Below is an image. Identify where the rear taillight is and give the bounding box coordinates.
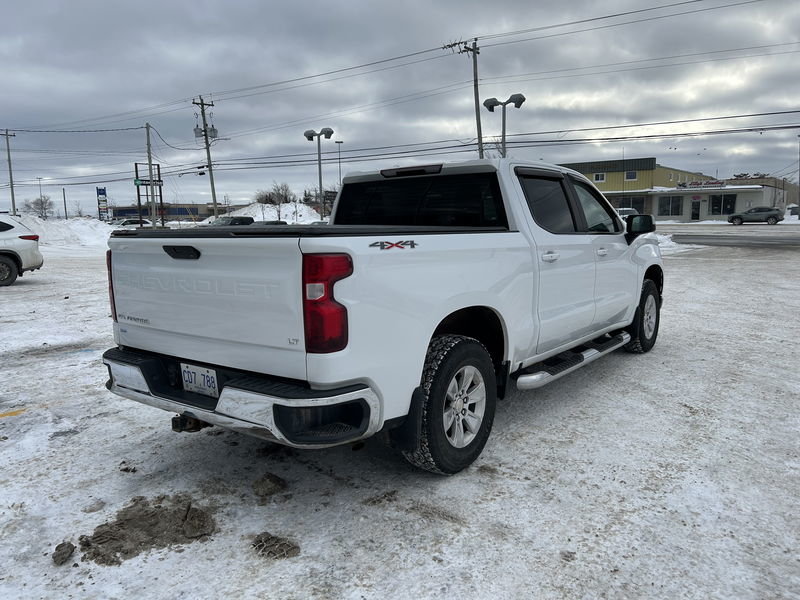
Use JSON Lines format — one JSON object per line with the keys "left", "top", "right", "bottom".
{"left": 302, "top": 253, "right": 353, "bottom": 353}
{"left": 106, "top": 250, "right": 117, "bottom": 322}
{"left": 19, "top": 234, "right": 39, "bottom": 241}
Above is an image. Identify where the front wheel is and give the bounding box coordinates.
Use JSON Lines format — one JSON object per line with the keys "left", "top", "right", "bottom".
{"left": 625, "top": 280, "right": 660, "bottom": 354}
{"left": 403, "top": 335, "right": 497, "bottom": 474}
{"left": 731, "top": 217, "right": 743, "bottom": 225}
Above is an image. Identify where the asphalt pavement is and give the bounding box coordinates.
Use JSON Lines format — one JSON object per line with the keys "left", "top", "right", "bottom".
{"left": 657, "top": 221, "right": 800, "bottom": 247}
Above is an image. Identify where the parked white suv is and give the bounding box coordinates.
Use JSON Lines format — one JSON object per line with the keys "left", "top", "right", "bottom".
{"left": 0, "top": 213, "right": 44, "bottom": 286}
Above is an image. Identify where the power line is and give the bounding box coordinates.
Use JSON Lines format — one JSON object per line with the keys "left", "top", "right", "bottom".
{"left": 507, "top": 110, "right": 800, "bottom": 139}
{"left": 2, "top": 118, "right": 797, "bottom": 189}
{"left": 483, "top": 42, "right": 800, "bottom": 83}
{"left": 481, "top": 0, "right": 764, "bottom": 49}
{"left": 472, "top": 0, "right": 708, "bottom": 41}
{"left": 8, "top": 126, "right": 145, "bottom": 133}
{"left": 150, "top": 126, "right": 202, "bottom": 151}
{"left": 207, "top": 47, "right": 446, "bottom": 99}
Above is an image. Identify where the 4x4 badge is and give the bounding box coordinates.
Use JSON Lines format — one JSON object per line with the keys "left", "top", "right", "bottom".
{"left": 369, "top": 240, "right": 418, "bottom": 250}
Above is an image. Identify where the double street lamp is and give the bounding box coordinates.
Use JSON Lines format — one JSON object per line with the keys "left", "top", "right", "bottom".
{"left": 304, "top": 127, "right": 334, "bottom": 218}
{"left": 483, "top": 93, "right": 526, "bottom": 158}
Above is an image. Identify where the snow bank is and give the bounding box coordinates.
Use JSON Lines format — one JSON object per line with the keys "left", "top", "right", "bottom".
{"left": 200, "top": 202, "right": 322, "bottom": 225}
{"left": 15, "top": 215, "right": 113, "bottom": 248}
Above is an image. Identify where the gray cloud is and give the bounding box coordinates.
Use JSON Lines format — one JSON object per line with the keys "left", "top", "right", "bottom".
{"left": 1, "top": 0, "right": 799, "bottom": 213}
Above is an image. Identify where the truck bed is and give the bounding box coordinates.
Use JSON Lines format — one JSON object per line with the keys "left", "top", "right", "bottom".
{"left": 111, "top": 224, "right": 508, "bottom": 239}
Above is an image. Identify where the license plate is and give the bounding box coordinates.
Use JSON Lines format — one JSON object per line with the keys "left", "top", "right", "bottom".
{"left": 180, "top": 363, "right": 219, "bottom": 398}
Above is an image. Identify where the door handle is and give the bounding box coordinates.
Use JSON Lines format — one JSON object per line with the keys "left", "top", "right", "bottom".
{"left": 542, "top": 251, "right": 560, "bottom": 263}
{"left": 596, "top": 247, "right": 608, "bottom": 257}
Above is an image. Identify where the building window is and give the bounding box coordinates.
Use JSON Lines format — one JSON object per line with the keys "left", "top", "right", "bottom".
{"left": 709, "top": 194, "right": 737, "bottom": 215}
{"left": 669, "top": 173, "right": 673, "bottom": 181}
{"left": 625, "top": 171, "right": 637, "bottom": 181}
{"left": 594, "top": 173, "right": 605, "bottom": 182}
{"left": 618, "top": 196, "right": 646, "bottom": 213}
{"left": 658, "top": 196, "right": 683, "bottom": 216}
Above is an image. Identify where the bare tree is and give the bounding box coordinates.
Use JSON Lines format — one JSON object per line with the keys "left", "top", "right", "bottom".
{"left": 270, "top": 182, "right": 296, "bottom": 221}
{"left": 254, "top": 182, "right": 296, "bottom": 221}
{"left": 71, "top": 200, "right": 84, "bottom": 217}
{"left": 24, "top": 195, "right": 53, "bottom": 219}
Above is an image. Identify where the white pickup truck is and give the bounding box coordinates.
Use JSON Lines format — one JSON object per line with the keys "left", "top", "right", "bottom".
{"left": 103, "top": 159, "right": 663, "bottom": 474}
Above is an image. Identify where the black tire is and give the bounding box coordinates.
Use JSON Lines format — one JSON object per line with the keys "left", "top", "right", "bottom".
{"left": 767, "top": 217, "right": 777, "bottom": 225}
{"left": 0, "top": 255, "right": 18, "bottom": 286}
{"left": 731, "top": 217, "right": 743, "bottom": 225}
{"left": 403, "top": 335, "right": 497, "bottom": 474}
{"left": 624, "top": 280, "right": 660, "bottom": 354}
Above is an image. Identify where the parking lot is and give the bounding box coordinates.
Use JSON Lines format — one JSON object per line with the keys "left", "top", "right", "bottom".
{"left": 1, "top": 241, "right": 798, "bottom": 599}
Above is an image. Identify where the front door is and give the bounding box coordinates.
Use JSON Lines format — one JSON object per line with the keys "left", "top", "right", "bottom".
{"left": 516, "top": 172, "right": 597, "bottom": 355}
{"left": 569, "top": 178, "right": 637, "bottom": 330}
{"left": 691, "top": 200, "right": 700, "bottom": 221}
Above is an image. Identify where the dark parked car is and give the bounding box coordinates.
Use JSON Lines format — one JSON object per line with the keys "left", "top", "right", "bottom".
{"left": 727, "top": 207, "right": 784, "bottom": 225}
{"left": 207, "top": 216, "right": 254, "bottom": 226}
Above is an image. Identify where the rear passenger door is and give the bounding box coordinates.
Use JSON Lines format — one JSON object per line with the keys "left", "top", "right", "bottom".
{"left": 567, "top": 176, "right": 637, "bottom": 330}
{"left": 516, "top": 169, "right": 597, "bottom": 355}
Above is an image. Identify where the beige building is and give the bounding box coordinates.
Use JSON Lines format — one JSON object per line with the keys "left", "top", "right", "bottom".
{"left": 562, "top": 157, "right": 794, "bottom": 222}
{"left": 560, "top": 157, "right": 715, "bottom": 195}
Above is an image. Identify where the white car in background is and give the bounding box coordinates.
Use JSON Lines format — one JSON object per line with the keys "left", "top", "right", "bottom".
{"left": 616, "top": 207, "right": 639, "bottom": 218}
{"left": 0, "top": 213, "right": 44, "bottom": 286}
{"left": 108, "top": 218, "right": 152, "bottom": 228}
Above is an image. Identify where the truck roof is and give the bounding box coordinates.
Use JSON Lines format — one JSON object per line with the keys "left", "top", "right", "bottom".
{"left": 342, "top": 157, "right": 584, "bottom": 184}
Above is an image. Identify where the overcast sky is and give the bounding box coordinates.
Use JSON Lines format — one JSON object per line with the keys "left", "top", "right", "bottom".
{"left": 1, "top": 0, "right": 799, "bottom": 215}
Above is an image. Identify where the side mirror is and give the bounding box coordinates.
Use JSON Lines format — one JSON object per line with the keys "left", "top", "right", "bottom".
{"left": 625, "top": 214, "right": 655, "bottom": 244}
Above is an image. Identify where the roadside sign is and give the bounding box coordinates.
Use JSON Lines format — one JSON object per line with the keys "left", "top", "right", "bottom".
{"left": 134, "top": 179, "right": 163, "bottom": 187}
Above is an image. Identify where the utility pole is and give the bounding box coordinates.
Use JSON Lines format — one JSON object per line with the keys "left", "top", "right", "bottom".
{"left": 193, "top": 96, "right": 219, "bottom": 217}
{"left": 442, "top": 39, "right": 484, "bottom": 158}
{"left": 2, "top": 130, "right": 16, "bottom": 215}
{"left": 454, "top": 40, "right": 484, "bottom": 159}
{"left": 62, "top": 187, "right": 67, "bottom": 219}
{"left": 145, "top": 123, "right": 157, "bottom": 227}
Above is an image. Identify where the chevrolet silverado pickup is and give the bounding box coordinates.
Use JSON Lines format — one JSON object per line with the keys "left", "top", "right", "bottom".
{"left": 103, "top": 159, "right": 663, "bottom": 474}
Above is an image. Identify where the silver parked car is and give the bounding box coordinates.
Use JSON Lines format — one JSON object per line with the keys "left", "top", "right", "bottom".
{"left": 0, "top": 213, "right": 44, "bottom": 286}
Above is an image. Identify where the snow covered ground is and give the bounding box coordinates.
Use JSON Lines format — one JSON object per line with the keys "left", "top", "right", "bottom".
{"left": 1, "top": 219, "right": 798, "bottom": 599}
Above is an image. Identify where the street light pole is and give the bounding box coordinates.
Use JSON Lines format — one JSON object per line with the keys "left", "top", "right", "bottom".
{"left": 336, "top": 140, "right": 343, "bottom": 186}
{"left": 501, "top": 103, "right": 508, "bottom": 158}
{"left": 304, "top": 128, "right": 334, "bottom": 218}
{"left": 482, "top": 94, "right": 526, "bottom": 158}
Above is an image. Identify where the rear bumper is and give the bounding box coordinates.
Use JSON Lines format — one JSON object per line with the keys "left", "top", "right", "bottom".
{"left": 102, "top": 347, "right": 381, "bottom": 448}
{"left": 22, "top": 257, "right": 44, "bottom": 273}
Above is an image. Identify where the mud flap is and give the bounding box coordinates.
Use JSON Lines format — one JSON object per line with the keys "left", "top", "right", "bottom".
{"left": 387, "top": 387, "right": 425, "bottom": 452}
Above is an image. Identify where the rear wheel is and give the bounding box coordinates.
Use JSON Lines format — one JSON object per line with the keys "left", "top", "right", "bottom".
{"left": 625, "top": 280, "right": 660, "bottom": 354}
{"left": 767, "top": 216, "right": 778, "bottom": 225}
{"left": 0, "top": 256, "right": 18, "bottom": 286}
{"left": 403, "top": 335, "right": 496, "bottom": 474}
{"left": 731, "top": 217, "right": 743, "bottom": 225}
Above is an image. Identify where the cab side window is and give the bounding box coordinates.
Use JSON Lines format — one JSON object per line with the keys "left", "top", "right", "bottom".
{"left": 518, "top": 176, "right": 577, "bottom": 234}
{"left": 571, "top": 179, "right": 621, "bottom": 233}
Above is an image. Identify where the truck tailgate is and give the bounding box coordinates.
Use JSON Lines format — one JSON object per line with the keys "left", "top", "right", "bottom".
{"left": 109, "top": 235, "right": 306, "bottom": 380}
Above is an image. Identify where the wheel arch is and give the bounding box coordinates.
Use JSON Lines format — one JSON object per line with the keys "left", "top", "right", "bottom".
{"left": 644, "top": 264, "right": 664, "bottom": 299}
{"left": 0, "top": 251, "right": 21, "bottom": 273}
{"left": 431, "top": 306, "right": 506, "bottom": 369}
